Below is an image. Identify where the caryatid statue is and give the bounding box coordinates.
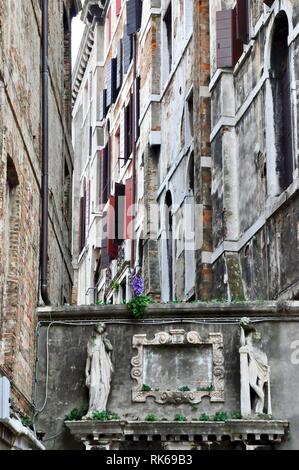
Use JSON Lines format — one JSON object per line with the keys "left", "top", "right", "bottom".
{"left": 239, "top": 318, "right": 272, "bottom": 418}
{"left": 83, "top": 323, "right": 114, "bottom": 419}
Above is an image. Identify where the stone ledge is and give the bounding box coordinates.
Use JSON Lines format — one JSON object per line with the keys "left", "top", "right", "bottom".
{"left": 37, "top": 300, "right": 299, "bottom": 321}
{"left": 65, "top": 419, "right": 289, "bottom": 445}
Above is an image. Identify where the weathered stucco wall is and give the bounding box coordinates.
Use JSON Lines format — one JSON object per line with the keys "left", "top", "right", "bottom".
{"left": 35, "top": 303, "right": 299, "bottom": 450}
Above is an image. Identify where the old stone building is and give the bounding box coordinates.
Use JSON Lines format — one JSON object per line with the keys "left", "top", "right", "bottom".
{"left": 72, "top": 0, "right": 198, "bottom": 305}
{"left": 207, "top": 0, "right": 299, "bottom": 302}
{"left": 0, "top": 0, "right": 80, "bottom": 449}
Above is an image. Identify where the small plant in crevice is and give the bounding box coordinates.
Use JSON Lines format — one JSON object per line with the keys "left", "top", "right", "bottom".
{"left": 213, "top": 411, "right": 229, "bottom": 422}
{"left": 174, "top": 414, "right": 187, "bottom": 422}
{"left": 197, "top": 384, "right": 214, "bottom": 392}
{"left": 145, "top": 414, "right": 159, "bottom": 422}
{"left": 64, "top": 407, "right": 88, "bottom": 422}
{"left": 198, "top": 413, "right": 210, "bottom": 422}
{"left": 92, "top": 410, "right": 120, "bottom": 421}
{"left": 142, "top": 384, "right": 152, "bottom": 392}
{"left": 178, "top": 386, "right": 191, "bottom": 392}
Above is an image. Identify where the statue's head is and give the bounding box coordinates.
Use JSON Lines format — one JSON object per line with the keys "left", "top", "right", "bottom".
{"left": 94, "top": 323, "right": 106, "bottom": 335}
{"left": 240, "top": 317, "right": 256, "bottom": 334}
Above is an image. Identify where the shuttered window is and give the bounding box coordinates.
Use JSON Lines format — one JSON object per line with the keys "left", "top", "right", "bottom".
{"left": 126, "top": 0, "right": 143, "bottom": 36}
{"left": 106, "top": 58, "right": 117, "bottom": 107}
{"left": 216, "top": 9, "right": 242, "bottom": 69}
{"left": 99, "top": 89, "right": 107, "bottom": 121}
{"left": 107, "top": 195, "right": 118, "bottom": 259}
{"left": 101, "top": 143, "right": 110, "bottom": 205}
{"left": 79, "top": 185, "right": 87, "bottom": 253}
{"left": 124, "top": 96, "right": 133, "bottom": 161}
{"left": 236, "top": 0, "right": 249, "bottom": 45}
{"left": 125, "top": 177, "right": 134, "bottom": 240}
{"left": 123, "top": 24, "right": 133, "bottom": 74}
{"left": 134, "top": 76, "right": 141, "bottom": 142}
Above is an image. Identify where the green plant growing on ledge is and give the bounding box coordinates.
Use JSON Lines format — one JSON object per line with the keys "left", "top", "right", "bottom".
{"left": 127, "top": 294, "right": 154, "bottom": 318}
{"left": 178, "top": 386, "right": 191, "bottom": 392}
{"left": 145, "top": 414, "right": 159, "bottom": 422}
{"left": 196, "top": 384, "right": 214, "bottom": 392}
{"left": 213, "top": 411, "right": 229, "bottom": 422}
{"left": 174, "top": 414, "right": 187, "bottom": 422}
{"left": 199, "top": 413, "right": 210, "bottom": 422}
{"left": 64, "top": 407, "right": 88, "bottom": 422}
{"left": 142, "top": 384, "right": 152, "bottom": 392}
{"left": 92, "top": 410, "right": 120, "bottom": 421}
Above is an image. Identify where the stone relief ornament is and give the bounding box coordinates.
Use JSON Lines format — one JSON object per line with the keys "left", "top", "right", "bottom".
{"left": 239, "top": 318, "right": 272, "bottom": 418}
{"left": 131, "top": 329, "right": 224, "bottom": 404}
{"left": 83, "top": 323, "right": 114, "bottom": 419}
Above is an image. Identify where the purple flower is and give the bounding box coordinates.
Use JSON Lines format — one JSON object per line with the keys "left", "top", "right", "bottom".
{"left": 132, "top": 274, "right": 145, "bottom": 296}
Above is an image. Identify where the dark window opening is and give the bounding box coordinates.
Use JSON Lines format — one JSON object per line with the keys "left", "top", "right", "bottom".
{"left": 63, "top": 160, "right": 71, "bottom": 225}
{"left": 165, "top": 190, "right": 174, "bottom": 301}
{"left": 164, "top": 3, "right": 173, "bottom": 74}
{"left": 188, "top": 152, "right": 195, "bottom": 193}
{"left": 270, "top": 12, "right": 293, "bottom": 191}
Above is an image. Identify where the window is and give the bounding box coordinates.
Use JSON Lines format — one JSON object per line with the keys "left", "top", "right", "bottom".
{"left": 164, "top": 2, "right": 173, "bottom": 74}
{"left": 165, "top": 190, "right": 174, "bottom": 301}
{"left": 124, "top": 96, "right": 133, "bottom": 161}
{"left": 186, "top": 90, "right": 194, "bottom": 146}
{"left": 123, "top": 24, "right": 133, "bottom": 74}
{"left": 270, "top": 12, "right": 293, "bottom": 192}
{"left": 79, "top": 181, "right": 87, "bottom": 253}
{"left": 126, "top": 0, "right": 143, "bottom": 35}
{"left": 216, "top": 8, "right": 243, "bottom": 68}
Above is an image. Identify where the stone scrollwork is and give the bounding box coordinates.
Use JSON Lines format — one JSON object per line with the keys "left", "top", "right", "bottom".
{"left": 131, "top": 329, "right": 225, "bottom": 404}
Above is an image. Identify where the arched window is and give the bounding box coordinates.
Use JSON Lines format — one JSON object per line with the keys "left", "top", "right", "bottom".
{"left": 165, "top": 190, "right": 174, "bottom": 301}
{"left": 270, "top": 12, "right": 293, "bottom": 192}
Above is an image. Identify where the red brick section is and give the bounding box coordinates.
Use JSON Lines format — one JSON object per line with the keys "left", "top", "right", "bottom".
{"left": 193, "top": 0, "right": 213, "bottom": 300}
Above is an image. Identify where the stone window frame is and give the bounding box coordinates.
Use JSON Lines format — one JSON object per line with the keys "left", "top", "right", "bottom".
{"left": 131, "top": 329, "right": 225, "bottom": 404}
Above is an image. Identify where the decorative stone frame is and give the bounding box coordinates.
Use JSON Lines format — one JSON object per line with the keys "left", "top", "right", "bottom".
{"left": 131, "top": 329, "right": 224, "bottom": 404}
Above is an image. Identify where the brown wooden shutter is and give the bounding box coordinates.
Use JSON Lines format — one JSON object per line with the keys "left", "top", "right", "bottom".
{"left": 134, "top": 76, "right": 141, "bottom": 142}
{"left": 115, "top": 183, "right": 126, "bottom": 243}
{"left": 123, "top": 24, "right": 133, "bottom": 73}
{"left": 125, "top": 177, "right": 134, "bottom": 240}
{"left": 79, "top": 196, "right": 84, "bottom": 252}
{"left": 126, "top": 0, "right": 143, "bottom": 35}
{"left": 236, "top": 0, "right": 249, "bottom": 44}
{"left": 216, "top": 9, "right": 242, "bottom": 69}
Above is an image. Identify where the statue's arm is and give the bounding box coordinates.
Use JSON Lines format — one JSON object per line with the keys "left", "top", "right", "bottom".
{"left": 104, "top": 337, "right": 113, "bottom": 352}
{"left": 240, "top": 327, "right": 246, "bottom": 347}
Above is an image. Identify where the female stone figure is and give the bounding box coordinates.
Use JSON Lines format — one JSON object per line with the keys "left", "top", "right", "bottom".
{"left": 83, "top": 323, "right": 114, "bottom": 419}
{"left": 239, "top": 318, "right": 271, "bottom": 417}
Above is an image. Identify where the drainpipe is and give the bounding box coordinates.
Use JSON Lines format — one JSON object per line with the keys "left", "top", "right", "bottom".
{"left": 41, "top": 0, "right": 51, "bottom": 305}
